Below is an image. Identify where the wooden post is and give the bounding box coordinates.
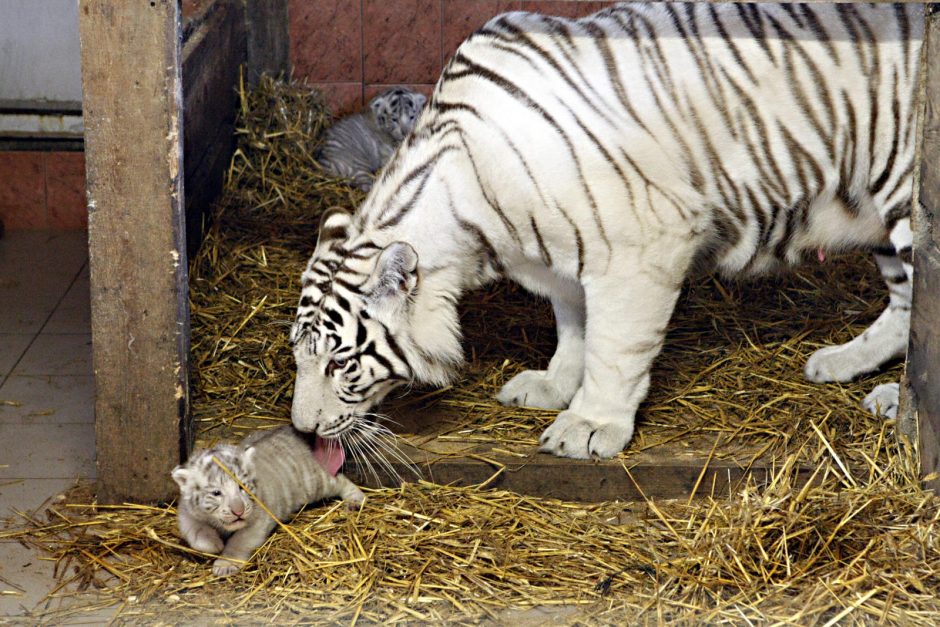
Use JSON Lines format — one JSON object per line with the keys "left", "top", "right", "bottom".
{"left": 79, "top": 0, "right": 191, "bottom": 503}
{"left": 909, "top": 5, "right": 940, "bottom": 493}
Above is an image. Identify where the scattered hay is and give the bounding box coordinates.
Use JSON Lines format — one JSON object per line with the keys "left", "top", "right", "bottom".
{"left": 3, "top": 75, "right": 938, "bottom": 623}
{"left": 3, "top": 432, "right": 938, "bottom": 624}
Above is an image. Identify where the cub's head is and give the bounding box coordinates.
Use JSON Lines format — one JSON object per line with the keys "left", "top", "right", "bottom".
{"left": 289, "top": 208, "right": 460, "bottom": 438}
{"left": 171, "top": 444, "right": 257, "bottom": 531}
{"left": 369, "top": 87, "right": 427, "bottom": 142}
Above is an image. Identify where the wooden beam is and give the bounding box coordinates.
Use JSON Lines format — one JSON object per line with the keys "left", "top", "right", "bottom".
{"left": 909, "top": 6, "right": 940, "bottom": 494}
{"left": 182, "top": 0, "right": 246, "bottom": 254}
{"left": 342, "top": 406, "right": 814, "bottom": 503}
{"left": 79, "top": 0, "right": 190, "bottom": 504}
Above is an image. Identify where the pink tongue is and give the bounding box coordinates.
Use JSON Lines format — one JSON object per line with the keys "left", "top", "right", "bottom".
{"left": 313, "top": 437, "right": 345, "bottom": 477}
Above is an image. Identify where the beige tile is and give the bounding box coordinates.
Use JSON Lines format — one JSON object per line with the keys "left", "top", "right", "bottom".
{"left": 0, "top": 541, "right": 119, "bottom": 621}
{"left": 0, "top": 376, "right": 95, "bottom": 425}
{"left": 0, "top": 232, "right": 88, "bottom": 335}
{"left": 0, "top": 478, "right": 77, "bottom": 520}
{"left": 43, "top": 275, "right": 90, "bottom": 334}
{"left": 0, "top": 335, "right": 32, "bottom": 379}
{"left": 11, "top": 335, "right": 92, "bottom": 377}
{"left": 0, "top": 423, "right": 95, "bottom": 480}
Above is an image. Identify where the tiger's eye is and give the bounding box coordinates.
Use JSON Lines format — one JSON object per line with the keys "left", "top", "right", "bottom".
{"left": 326, "top": 357, "right": 347, "bottom": 376}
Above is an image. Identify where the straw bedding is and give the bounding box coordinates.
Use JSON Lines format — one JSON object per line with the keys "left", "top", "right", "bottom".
{"left": 2, "top": 76, "right": 938, "bottom": 624}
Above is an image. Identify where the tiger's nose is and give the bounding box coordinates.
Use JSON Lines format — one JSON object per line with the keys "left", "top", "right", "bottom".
{"left": 230, "top": 501, "right": 245, "bottom": 517}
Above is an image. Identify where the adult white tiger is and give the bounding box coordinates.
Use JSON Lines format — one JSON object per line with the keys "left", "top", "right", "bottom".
{"left": 289, "top": 3, "right": 922, "bottom": 460}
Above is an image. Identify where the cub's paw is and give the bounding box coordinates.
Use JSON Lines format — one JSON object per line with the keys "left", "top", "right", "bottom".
{"left": 863, "top": 383, "right": 899, "bottom": 419}
{"left": 212, "top": 558, "right": 243, "bottom": 577}
{"left": 538, "top": 411, "right": 633, "bottom": 460}
{"left": 497, "top": 370, "right": 571, "bottom": 410}
{"left": 344, "top": 488, "right": 366, "bottom": 511}
{"left": 804, "top": 345, "right": 869, "bottom": 383}
{"left": 190, "top": 531, "right": 224, "bottom": 555}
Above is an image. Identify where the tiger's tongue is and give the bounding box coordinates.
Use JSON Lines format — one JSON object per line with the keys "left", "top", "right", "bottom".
{"left": 313, "top": 437, "right": 345, "bottom": 477}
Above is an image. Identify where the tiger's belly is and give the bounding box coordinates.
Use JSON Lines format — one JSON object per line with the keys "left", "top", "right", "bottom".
{"left": 714, "top": 193, "right": 892, "bottom": 278}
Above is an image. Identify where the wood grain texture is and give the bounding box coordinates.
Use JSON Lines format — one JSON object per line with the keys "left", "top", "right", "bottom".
{"left": 344, "top": 406, "right": 814, "bottom": 503}
{"left": 79, "top": 0, "right": 190, "bottom": 504}
{"left": 182, "top": 0, "right": 246, "bottom": 255}
{"left": 245, "top": 0, "right": 289, "bottom": 85}
{"left": 909, "top": 6, "right": 940, "bottom": 494}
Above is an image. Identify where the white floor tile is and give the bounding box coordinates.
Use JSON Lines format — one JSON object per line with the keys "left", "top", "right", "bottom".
{"left": 0, "top": 423, "right": 95, "bottom": 480}
{"left": 10, "top": 335, "right": 92, "bottom": 377}
{"left": 0, "top": 335, "right": 32, "bottom": 380}
{"left": 0, "top": 376, "right": 95, "bottom": 425}
{"left": 43, "top": 275, "right": 90, "bottom": 334}
{"left": 0, "top": 478, "right": 77, "bottom": 520}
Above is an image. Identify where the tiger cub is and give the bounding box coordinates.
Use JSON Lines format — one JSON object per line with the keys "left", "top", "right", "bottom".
{"left": 317, "top": 87, "right": 427, "bottom": 191}
{"left": 171, "top": 426, "right": 363, "bottom": 577}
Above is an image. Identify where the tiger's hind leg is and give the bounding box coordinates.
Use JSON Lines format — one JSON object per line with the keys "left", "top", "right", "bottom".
{"left": 804, "top": 218, "right": 912, "bottom": 417}
{"left": 497, "top": 278, "right": 585, "bottom": 410}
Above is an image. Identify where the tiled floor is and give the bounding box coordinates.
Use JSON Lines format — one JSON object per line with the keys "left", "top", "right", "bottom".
{"left": 0, "top": 230, "right": 106, "bottom": 619}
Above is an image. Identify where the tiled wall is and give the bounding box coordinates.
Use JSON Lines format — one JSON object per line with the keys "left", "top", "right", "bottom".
{"left": 0, "top": 151, "right": 86, "bottom": 230}
{"left": 291, "top": 0, "right": 615, "bottom": 115}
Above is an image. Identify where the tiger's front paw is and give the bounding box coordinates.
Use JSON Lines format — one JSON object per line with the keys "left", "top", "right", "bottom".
{"left": 212, "top": 558, "right": 244, "bottom": 577}
{"left": 497, "top": 370, "right": 572, "bottom": 410}
{"left": 804, "top": 345, "right": 869, "bottom": 383}
{"left": 538, "top": 411, "right": 633, "bottom": 459}
{"left": 863, "top": 383, "right": 899, "bottom": 419}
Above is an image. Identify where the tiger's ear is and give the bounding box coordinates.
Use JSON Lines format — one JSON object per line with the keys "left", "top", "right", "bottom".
{"left": 414, "top": 93, "right": 427, "bottom": 109}
{"left": 242, "top": 446, "right": 257, "bottom": 469}
{"left": 367, "top": 242, "right": 418, "bottom": 310}
{"left": 315, "top": 207, "right": 352, "bottom": 252}
{"left": 369, "top": 96, "right": 386, "bottom": 116}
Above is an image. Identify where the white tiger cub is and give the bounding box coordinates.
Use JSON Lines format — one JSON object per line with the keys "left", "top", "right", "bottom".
{"left": 317, "top": 87, "right": 428, "bottom": 191}
{"left": 171, "top": 426, "right": 363, "bottom": 576}
{"left": 289, "top": 3, "right": 922, "bottom": 460}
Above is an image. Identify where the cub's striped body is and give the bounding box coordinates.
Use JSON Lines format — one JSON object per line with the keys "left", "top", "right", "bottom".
{"left": 172, "top": 426, "right": 363, "bottom": 576}
{"left": 291, "top": 3, "right": 922, "bottom": 459}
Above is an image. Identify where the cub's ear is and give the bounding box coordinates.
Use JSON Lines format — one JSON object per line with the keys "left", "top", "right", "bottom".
{"left": 315, "top": 207, "right": 352, "bottom": 252}
{"left": 242, "top": 446, "right": 257, "bottom": 469}
{"left": 414, "top": 93, "right": 427, "bottom": 109}
{"left": 171, "top": 466, "right": 190, "bottom": 488}
{"left": 369, "top": 96, "right": 386, "bottom": 116}
{"left": 367, "top": 242, "right": 418, "bottom": 310}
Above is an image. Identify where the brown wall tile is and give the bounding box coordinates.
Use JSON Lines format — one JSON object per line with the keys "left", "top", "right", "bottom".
{"left": 363, "top": 0, "right": 442, "bottom": 85}
{"left": 442, "top": 0, "right": 521, "bottom": 63}
{"left": 0, "top": 152, "right": 47, "bottom": 230}
{"left": 291, "top": 0, "right": 363, "bottom": 83}
{"left": 45, "top": 152, "right": 87, "bottom": 230}
{"left": 313, "top": 82, "right": 365, "bottom": 117}
{"left": 519, "top": 1, "right": 613, "bottom": 19}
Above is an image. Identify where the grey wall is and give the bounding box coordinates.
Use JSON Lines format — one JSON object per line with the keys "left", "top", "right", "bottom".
{"left": 0, "top": 0, "right": 82, "bottom": 107}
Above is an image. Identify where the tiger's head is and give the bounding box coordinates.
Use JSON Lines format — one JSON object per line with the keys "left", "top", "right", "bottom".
{"left": 370, "top": 87, "right": 427, "bottom": 142}
{"left": 289, "top": 208, "right": 462, "bottom": 437}
{"left": 172, "top": 444, "right": 257, "bottom": 532}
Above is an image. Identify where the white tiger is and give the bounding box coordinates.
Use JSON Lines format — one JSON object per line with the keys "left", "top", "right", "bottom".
{"left": 289, "top": 3, "right": 922, "bottom": 460}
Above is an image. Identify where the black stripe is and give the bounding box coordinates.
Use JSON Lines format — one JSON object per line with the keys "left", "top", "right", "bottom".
{"left": 871, "top": 68, "right": 901, "bottom": 196}
{"left": 356, "top": 319, "right": 367, "bottom": 347}
{"left": 530, "top": 216, "right": 553, "bottom": 267}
